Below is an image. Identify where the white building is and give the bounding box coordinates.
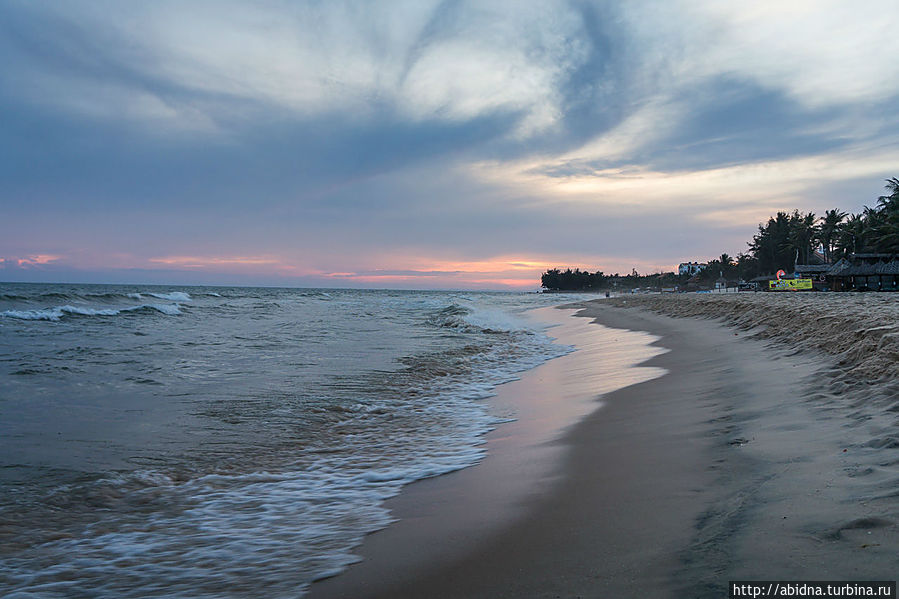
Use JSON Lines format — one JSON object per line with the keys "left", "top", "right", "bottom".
{"left": 678, "top": 261, "right": 707, "bottom": 276}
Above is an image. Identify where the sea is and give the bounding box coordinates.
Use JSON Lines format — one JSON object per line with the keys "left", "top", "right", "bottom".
{"left": 0, "top": 283, "right": 586, "bottom": 598}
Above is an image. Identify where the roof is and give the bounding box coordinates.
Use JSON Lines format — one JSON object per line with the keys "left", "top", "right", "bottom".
{"left": 749, "top": 255, "right": 899, "bottom": 280}
{"left": 850, "top": 253, "right": 898, "bottom": 259}
{"left": 826, "top": 258, "right": 852, "bottom": 276}
{"left": 825, "top": 256, "right": 899, "bottom": 276}
{"left": 794, "top": 264, "right": 830, "bottom": 274}
{"left": 837, "top": 261, "right": 899, "bottom": 276}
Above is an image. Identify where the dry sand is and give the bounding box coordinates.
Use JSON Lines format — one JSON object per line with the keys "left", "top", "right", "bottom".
{"left": 310, "top": 295, "right": 899, "bottom": 598}
{"left": 605, "top": 292, "right": 899, "bottom": 384}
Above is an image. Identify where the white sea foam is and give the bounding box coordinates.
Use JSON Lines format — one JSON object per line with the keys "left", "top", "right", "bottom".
{"left": 0, "top": 287, "right": 578, "bottom": 598}
{"left": 1, "top": 303, "right": 182, "bottom": 321}
{"left": 2, "top": 305, "right": 120, "bottom": 321}
{"left": 462, "top": 304, "right": 536, "bottom": 334}
{"left": 147, "top": 292, "right": 192, "bottom": 301}
{"left": 133, "top": 303, "right": 182, "bottom": 316}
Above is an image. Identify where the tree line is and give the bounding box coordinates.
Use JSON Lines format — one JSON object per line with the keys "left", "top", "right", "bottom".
{"left": 541, "top": 268, "right": 684, "bottom": 291}
{"left": 542, "top": 178, "right": 899, "bottom": 291}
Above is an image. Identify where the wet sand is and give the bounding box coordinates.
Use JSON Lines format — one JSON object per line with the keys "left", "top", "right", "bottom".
{"left": 310, "top": 298, "right": 899, "bottom": 598}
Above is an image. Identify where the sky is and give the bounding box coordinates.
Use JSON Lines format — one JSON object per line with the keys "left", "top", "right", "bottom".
{"left": 2, "top": 0, "right": 899, "bottom": 290}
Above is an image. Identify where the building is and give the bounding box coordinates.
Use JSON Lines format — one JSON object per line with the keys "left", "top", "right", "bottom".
{"left": 761, "top": 253, "right": 899, "bottom": 291}
{"left": 825, "top": 253, "right": 899, "bottom": 291}
{"left": 678, "top": 261, "right": 707, "bottom": 276}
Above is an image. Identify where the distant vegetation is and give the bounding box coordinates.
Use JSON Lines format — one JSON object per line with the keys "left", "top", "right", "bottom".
{"left": 542, "top": 177, "right": 899, "bottom": 291}
{"left": 540, "top": 268, "right": 606, "bottom": 291}
{"left": 541, "top": 268, "right": 685, "bottom": 291}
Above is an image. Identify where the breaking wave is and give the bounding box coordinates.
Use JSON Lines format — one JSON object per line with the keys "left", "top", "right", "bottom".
{"left": 2, "top": 303, "right": 182, "bottom": 321}
{"left": 0, "top": 286, "right": 576, "bottom": 597}
{"left": 426, "top": 302, "right": 537, "bottom": 335}
{"left": 0, "top": 290, "right": 192, "bottom": 304}
{"left": 145, "top": 292, "right": 192, "bottom": 302}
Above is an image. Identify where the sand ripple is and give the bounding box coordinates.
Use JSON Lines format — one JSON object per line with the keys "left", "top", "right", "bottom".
{"left": 604, "top": 293, "right": 899, "bottom": 386}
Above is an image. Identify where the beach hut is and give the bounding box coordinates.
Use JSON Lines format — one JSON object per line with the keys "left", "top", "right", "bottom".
{"left": 793, "top": 264, "right": 830, "bottom": 290}
{"left": 750, "top": 275, "right": 774, "bottom": 290}
{"left": 825, "top": 253, "right": 899, "bottom": 291}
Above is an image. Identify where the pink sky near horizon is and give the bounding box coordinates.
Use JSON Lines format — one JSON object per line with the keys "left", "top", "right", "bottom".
{"left": 2, "top": 3, "right": 898, "bottom": 289}
{"left": 0, "top": 251, "right": 678, "bottom": 290}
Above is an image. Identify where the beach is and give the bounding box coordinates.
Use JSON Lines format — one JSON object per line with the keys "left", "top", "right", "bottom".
{"left": 5, "top": 3, "right": 899, "bottom": 597}
{"left": 0, "top": 287, "right": 588, "bottom": 596}
{"left": 310, "top": 294, "right": 899, "bottom": 598}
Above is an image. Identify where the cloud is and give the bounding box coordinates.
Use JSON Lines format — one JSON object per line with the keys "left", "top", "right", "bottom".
{"left": 689, "top": 1, "right": 899, "bottom": 108}
{"left": 148, "top": 255, "right": 284, "bottom": 268}
{"left": 0, "top": 1, "right": 591, "bottom": 140}
{"left": 0, "top": 254, "right": 62, "bottom": 269}
{"left": 1, "top": 1, "right": 898, "bottom": 286}
{"left": 616, "top": 1, "right": 899, "bottom": 107}
{"left": 536, "top": 1, "right": 899, "bottom": 174}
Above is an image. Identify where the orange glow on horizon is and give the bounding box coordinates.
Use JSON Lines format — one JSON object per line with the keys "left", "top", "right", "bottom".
{"left": 1, "top": 251, "right": 679, "bottom": 288}
{"left": 314, "top": 255, "right": 562, "bottom": 288}
{"left": 322, "top": 273, "right": 539, "bottom": 287}
{"left": 139, "top": 252, "right": 675, "bottom": 287}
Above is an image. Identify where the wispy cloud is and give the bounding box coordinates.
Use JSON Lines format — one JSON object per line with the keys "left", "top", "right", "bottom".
{"left": 148, "top": 255, "right": 283, "bottom": 267}
{"left": 0, "top": 254, "right": 62, "bottom": 268}
{"left": 1, "top": 1, "right": 898, "bottom": 286}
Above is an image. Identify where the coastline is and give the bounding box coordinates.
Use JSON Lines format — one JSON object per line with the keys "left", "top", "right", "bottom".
{"left": 308, "top": 306, "right": 668, "bottom": 597}
{"left": 310, "top": 297, "right": 899, "bottom": 598}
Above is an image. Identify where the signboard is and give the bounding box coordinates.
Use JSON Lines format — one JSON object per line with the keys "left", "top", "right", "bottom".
{"left": 769, "top": 278, "right": 813, "bottom": 291}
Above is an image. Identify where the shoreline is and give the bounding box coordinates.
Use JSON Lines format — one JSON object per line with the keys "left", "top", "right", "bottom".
{"left": 308, "top": 306, "right": 668, "bottom": 597}
{"left": 310, "top": 298, "right": 899, "bottom": 597}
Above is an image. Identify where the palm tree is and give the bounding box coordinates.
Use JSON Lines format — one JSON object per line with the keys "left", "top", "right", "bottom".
{"left": 877, "top": 177, "right": 899, "bottom": 211}
{"left": 717, "top": 253, "right": 734, "bottom": 280}
{"left": 735, "top": 252, "right": 758, "bottom": 281}
{"left": 836, "top": 213, "right": 867, "bottom": 257}
{"left": 818, "top": 209, "right": 847, "bottom": 263}
{"left": 873, "top": 211, "right": 899, "bottom": 253}
{"left": 788, "top": 211, "right": 818, "bottom": 266}
{"left": 749, "top": 211, "right": 794, "bottom": 273}
{"left": 869, "top": 178, "right": 899, "bottom": 253}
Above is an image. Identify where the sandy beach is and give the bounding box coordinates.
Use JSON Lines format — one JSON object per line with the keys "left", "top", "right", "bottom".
{"left": 310, "top": 295, "right": 899, "bottom": 598}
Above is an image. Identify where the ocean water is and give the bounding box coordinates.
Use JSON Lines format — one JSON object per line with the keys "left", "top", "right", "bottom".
{"left": 0, "top": 283, "right": 583, "bottom": 597}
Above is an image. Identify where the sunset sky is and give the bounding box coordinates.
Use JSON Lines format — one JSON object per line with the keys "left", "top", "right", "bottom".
{"left": 3, "top": 1, "right": 899, "bottom": 289}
